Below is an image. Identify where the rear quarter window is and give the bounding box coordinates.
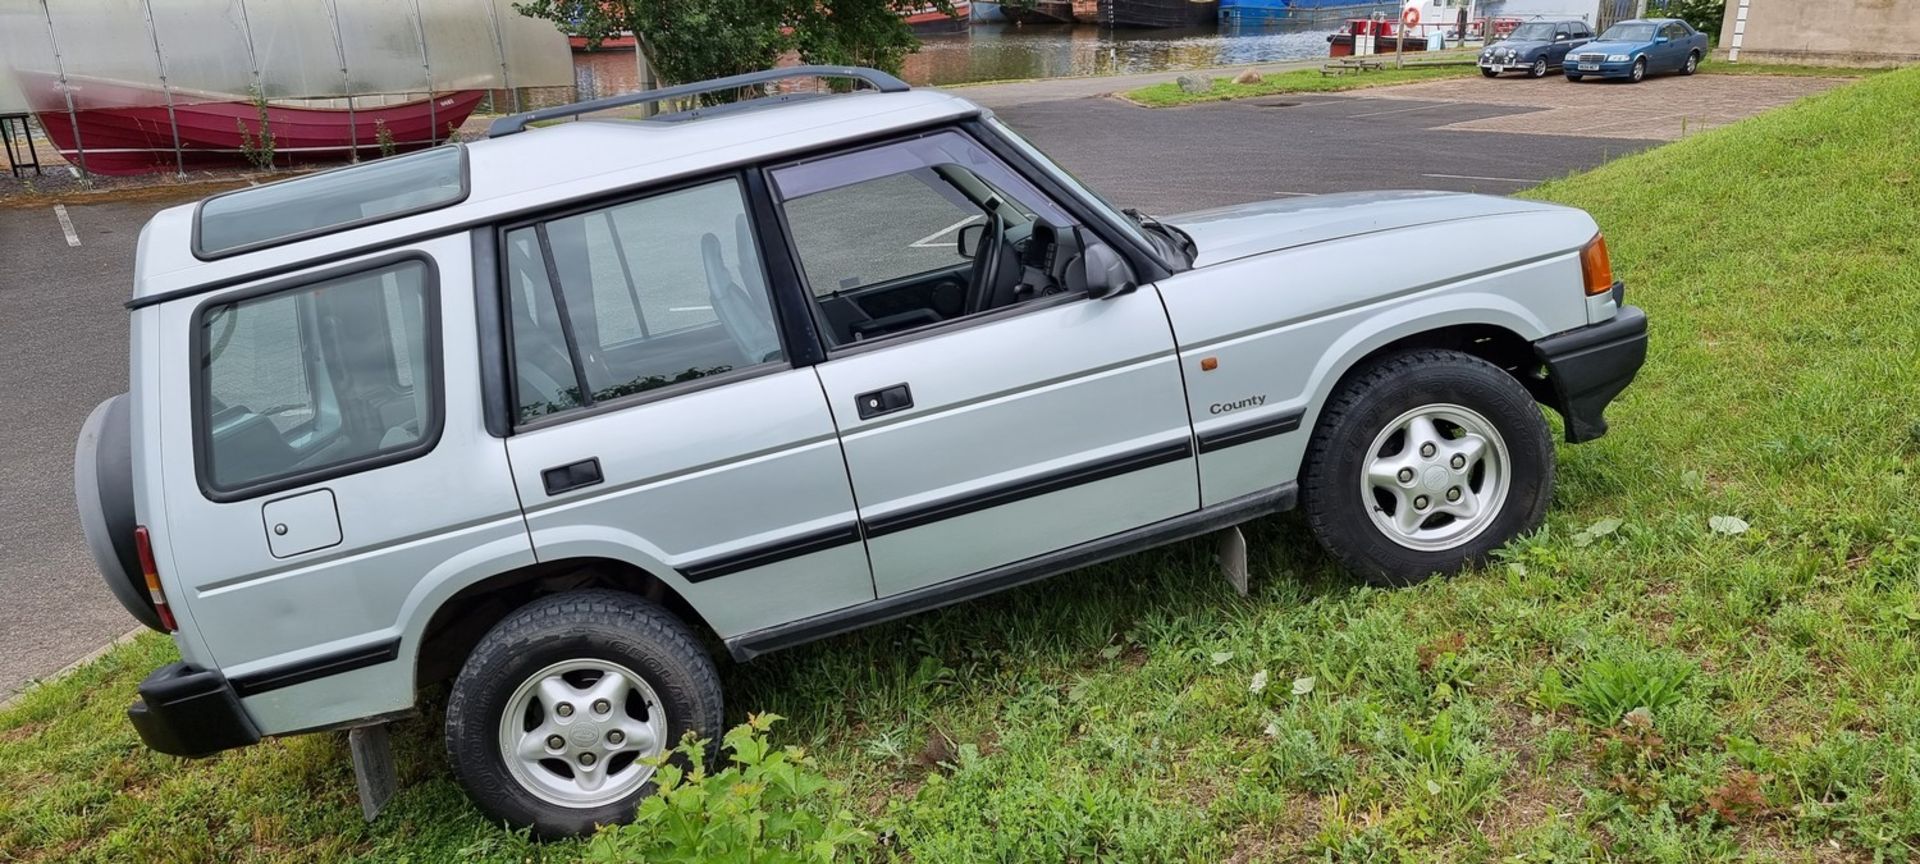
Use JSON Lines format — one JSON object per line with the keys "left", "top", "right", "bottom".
{"left": 194, "top": 256, "right": 442, "bottom": 499}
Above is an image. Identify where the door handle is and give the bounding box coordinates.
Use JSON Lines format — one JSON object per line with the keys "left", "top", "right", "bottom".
{"left": 855, "top": 383, "right": 913, "bottom": 420}
{"left": 541, "top": 458, "right": 603, "bottom": 495}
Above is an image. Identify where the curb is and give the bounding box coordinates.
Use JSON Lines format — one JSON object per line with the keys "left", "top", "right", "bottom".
{"left": 0, "top": 626, "right": 145, "bottom": 712}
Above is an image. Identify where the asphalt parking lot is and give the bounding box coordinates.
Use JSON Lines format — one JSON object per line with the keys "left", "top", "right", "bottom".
{"left": 0, "top": 74, "right": 1829, "bottom": 696}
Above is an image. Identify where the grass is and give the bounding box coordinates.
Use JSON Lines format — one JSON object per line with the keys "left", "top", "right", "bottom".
{"left": 1122, "top": 63, "right": 1476, "bottom": 108}
{"left": 7, "top": 65, "right": 1920, "bottom": 863}
{"left": 1701, "top": 61, "right": 1888, "bottom": 78}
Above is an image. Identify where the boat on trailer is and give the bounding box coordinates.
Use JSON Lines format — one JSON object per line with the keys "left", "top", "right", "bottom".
{"left": 19, "top": 72, "right": 483, "bottom": 176}
{"left": 1326, "top": 18, "right": 1433, "bottom": 56}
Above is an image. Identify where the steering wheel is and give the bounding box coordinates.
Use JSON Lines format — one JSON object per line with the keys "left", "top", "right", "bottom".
{"left": 966, "top": 205, "right": 1007, "bottom": 315}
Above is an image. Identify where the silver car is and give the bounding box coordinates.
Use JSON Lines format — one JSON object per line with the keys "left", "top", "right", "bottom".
{"left": 75, "top": 66, "right": 1647, "bottom": 836}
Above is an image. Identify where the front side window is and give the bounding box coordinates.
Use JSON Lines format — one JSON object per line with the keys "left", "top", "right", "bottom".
{"left": 771, "top": 131, "right": 1082, "bottom": 347}
{"left": 198, "top": 258, "right": 436, "bottom": 494}
{"left": 506, "top": 177, "right": 783, "bottom": 423}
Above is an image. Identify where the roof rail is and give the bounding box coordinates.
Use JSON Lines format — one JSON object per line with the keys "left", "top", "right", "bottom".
{"left": 488, "top": 65, "right": 910, "bottom": 137}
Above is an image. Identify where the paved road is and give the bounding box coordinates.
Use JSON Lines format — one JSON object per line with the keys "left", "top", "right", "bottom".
{"left": 0, "top": 80, "right": 1685, "bottom": 697}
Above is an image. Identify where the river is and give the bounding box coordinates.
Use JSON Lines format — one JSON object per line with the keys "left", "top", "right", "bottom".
{"left": 573, "top": 19, "right": 1375, "bottom": 98}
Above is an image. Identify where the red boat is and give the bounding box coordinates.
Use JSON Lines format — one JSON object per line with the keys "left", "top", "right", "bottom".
{"left": 19, "top": 72, "right": 484, "bottom": 176}
{"left": 1328, "top": 18, "right": 1433, "bottom": 57}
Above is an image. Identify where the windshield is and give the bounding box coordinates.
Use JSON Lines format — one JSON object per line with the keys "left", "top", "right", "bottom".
{"left": 985, "top": 117, "right": 1156, "bottom": 254}
{"left": 1598, "top": 22, "right": 1656, "bottom": 42}
{"left": 1507, "top": 23, "right": 1556, "bottom": 40}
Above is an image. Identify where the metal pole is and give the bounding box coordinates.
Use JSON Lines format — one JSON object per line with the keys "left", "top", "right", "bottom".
{"left": 481, "top": 0, "right": 519, "bottom": 114}
{"left": 407, "top": 0, "right": 438, "bottom": 145}
{"left": 1727, "top": 0, "right": 1750, "bottom": 62}
{"left": 323, "top": 0, "right": 360, "bottom": 160}
{"left": 36, "top": 0, "right": 86, "bottom": 178}
{"left": 138, "top": 0, "right": 185, "bottom": 176}
{"left": 635, "top": 32, "right": 657, "bottom": 117}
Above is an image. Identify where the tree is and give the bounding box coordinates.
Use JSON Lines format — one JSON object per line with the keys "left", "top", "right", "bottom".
{"left": 514, "top": 0, "right": 958, "bottom": 86}
{"left": 1650, "top": 0, "right": 1725, "bottom": 41}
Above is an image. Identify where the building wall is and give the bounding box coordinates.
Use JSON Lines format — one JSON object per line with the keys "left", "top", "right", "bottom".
{"left": 1720, "top": 0, "right": 1920, "bottom": 66}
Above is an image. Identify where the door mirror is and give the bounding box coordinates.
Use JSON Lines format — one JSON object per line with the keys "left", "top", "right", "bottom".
{"left": 1655, "top": 35, "right": 1670, "bottom": 43}
{"left": 956, "top": 222, "right": 986, "bottom": 259}
{"left": 1555, "top": 33, "right": 1567, "bottom": 41}
{"left": 1082, "top": 242, "right": 1137, "bottom": 300}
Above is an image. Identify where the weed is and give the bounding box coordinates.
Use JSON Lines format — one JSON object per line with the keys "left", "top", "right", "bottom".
{"left": 235, "top": 87, "right": 275, "bottom": 172}
{"left": 1568, "top": 655, "right": 1693, "bottom": 727}
{"left": 376, "top": 120, "right": 396, "bottom": 159}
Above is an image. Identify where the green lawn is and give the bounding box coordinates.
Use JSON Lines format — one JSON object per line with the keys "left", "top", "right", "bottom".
{"left": 7, "top": 65, "right": 1920, "bottom": 863}
{"left": 1122, "top": 64, "right": 1476, "bottom": 108}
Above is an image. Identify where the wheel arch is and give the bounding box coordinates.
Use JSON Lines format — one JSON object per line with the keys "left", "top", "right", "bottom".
{"left": 1296, "top": 303, "right": 1551, "bottom": 466}
{"left": 409, "top": 555, "right": 718, "bottom": 693}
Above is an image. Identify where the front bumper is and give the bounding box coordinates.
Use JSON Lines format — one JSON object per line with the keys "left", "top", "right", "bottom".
{"left": 1569, "top": 60, "right": 1635, "bottom": 77}
{"left": 128, "top": 662, "right": 261, "bottom": 758}
{"left": 1532, "top": 301, "right": 1648, "bottom": 443}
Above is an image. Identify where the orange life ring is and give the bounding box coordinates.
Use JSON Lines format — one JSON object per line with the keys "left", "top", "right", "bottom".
{"left": 1402, "top": 6, "right": 1421, "bottom": 28}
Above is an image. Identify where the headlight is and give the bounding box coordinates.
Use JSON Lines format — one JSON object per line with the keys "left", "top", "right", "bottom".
{"left": 1608, "top": 54, "right": 1630, "bottom": 62}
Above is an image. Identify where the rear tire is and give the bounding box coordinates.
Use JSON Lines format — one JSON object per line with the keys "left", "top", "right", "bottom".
{"left": 445, "top": 590, "right": 723, "bottom": 838}
{"left": 1681, "top": 51, "right": 1700, "bottom": 75}
{"left": 1300, "top": 350, "right": 1555, "bottom": 586}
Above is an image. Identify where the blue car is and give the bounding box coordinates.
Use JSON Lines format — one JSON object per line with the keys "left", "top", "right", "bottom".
{"left": 1479, "top": 20, "right": 1594, "bottom": 78}
{"left": 1566, "top": 18, "right": 1709, "bottom": 82}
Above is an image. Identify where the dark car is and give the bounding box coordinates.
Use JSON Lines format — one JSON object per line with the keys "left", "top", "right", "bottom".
{"left": 1566, "top": 18, "right": 1709, "bottom": 82}
{"left": 1479, "top": 20, "right": 1594, "bottom": 78}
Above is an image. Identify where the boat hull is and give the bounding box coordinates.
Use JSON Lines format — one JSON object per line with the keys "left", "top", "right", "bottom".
{"left": 1004, "top": 1, "right": 1077, "bottom": 24}
{"left": 1104, "top": 0, "right": 1220, "bottom": 27}
{"left": 21, "top": 73, "right": 483, "bottom": 175}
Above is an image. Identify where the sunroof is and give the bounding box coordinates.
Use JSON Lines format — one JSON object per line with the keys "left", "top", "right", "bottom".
{"left": 194, "top": 146, "right": 469, "bottom": 259}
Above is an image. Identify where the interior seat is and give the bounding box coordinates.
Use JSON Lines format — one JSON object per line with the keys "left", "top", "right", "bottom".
{"left": 701, "top": 222, "right": 783, "bottom": 364}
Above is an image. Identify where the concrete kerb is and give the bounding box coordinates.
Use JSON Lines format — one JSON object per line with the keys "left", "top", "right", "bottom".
{"left": 0, "top": 626, "right": 145, "bottom": 711}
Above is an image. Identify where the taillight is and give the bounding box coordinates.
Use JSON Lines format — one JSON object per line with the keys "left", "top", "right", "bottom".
{"left": 1580, "top": 233, "right": 1615, "bottom": 296}
{"left": 133, "top": 526, "right": 178, "bottom": 632}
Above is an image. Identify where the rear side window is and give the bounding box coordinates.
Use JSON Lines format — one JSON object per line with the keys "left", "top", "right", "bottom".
{"left": 503, "top": 177, "right": 784, "bottom": 424}
{"left": 196, "top": 257, "right": 439, "bottom": 497}
{"left": 195, "top": 147, "right": 467, "bottom": 259}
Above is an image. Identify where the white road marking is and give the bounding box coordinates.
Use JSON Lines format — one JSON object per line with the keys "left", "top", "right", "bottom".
{"left": 1421, "top": 172, "right": 1540, "bottom": 184}
{"left": 53, "top": 204, "right": 79, "bottom": 247}
{"left": 668, "top": 305, "right": 713, "bottom": 313}
{"left": 908, "top": 214, "right": 983, "bottom": 248}
{"left": 1348, "top": 102, "right": 1450, "bottom": 119}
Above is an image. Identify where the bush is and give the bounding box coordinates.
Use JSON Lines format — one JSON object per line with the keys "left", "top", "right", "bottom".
{"left": 586, "top": 714, "right": 868, "bottom": 864}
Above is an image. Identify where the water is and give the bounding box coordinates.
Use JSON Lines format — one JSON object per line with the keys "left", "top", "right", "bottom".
{"left": 572, "top": 18, "right": 1385, "bottom": 99}
{"left": 899, "top": 21, "right": 1349, "bottom": 86}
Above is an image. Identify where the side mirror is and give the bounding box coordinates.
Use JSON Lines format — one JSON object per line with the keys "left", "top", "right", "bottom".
{"left": 1082, "top": 242, "right": 1137, "bottom": 300}
{"left": 1655, "top": 35, "right": 1670, "bottom": 43}
{"left": 956, "top": 222, "right": 986, "bottom": 259}
{"left": 1555, "top": 33, "right": 1567, "bottom": 41}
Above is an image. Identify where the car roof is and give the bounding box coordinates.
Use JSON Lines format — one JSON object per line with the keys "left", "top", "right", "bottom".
{"left": 132, "top": 87, "right": 982, "bottom": 305}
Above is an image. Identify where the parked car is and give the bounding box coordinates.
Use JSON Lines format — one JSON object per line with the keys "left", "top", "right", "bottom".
{"left": 76, "top": 66, "right": 1648, "bottom": 837}
{"left": 1567, "top": 18, "right": 1708, "bottom": 82}
{"left": 1479, "top": 19, "right": 1594, "bottom": 78}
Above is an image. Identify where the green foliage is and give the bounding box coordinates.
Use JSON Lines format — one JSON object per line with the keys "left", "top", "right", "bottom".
{"left": 1124, "top": 65, "right": 1476, "bottom": 108}
{"left": 585, "top": 714, "right": 868, "bottom": 864}
{"left": 1652, "top": 0, "right": 1725, "bottom": 42}
{"left": 375, "top": 119, "right": 396, "bottom": 159}
{"left": 1568, "top": 654, "right": 1693, "bottom": 727}
{"left": 512, "top": 0, "right": 957, "bottom": 84}
{"left": 235, "top": 87, "right": 276, "bottom": 172}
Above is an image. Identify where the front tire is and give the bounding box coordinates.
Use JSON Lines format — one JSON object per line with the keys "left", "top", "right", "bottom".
{"left": 445, "top": 590, "right": 723, "bottom": 837}
{"left": 1300, "top": 350, "right": 1555, "bottom": 586}
{"left": 1481, "top": 67, "right": 1500, "bottom": 78}
{"left": 1530, "top": 58, "right": 1549, "bottom": 78}
{"left": 1565, "top": 73, "right": 1583, "bottom": 82}
{"left": 1630, "top": 57, "right": 1647, "bottom": 82}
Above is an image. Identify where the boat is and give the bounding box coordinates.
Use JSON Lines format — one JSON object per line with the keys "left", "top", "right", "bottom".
{"left": 1327, "top": 18, "right": 1433, "bottom": 56}
{"left": 1102, "top": 0, "right": 1220, "bottom": 27}
{"left": 1003, "top": 0, "right": 1077, "bottom": 24}
{"left": 1219, "top": 0, "right": 1397, "bottom": 25}
{"left": 18, "top": 72, "right": 484, "bottom": 176}
{"left": 902, "top": 2, "right": 972, "bottom": 33}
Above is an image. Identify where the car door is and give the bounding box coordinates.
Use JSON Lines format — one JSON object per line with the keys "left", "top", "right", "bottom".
{"left": 1657, "top": 23, "right": 1687, "bottom": 70}
{"left": 766, "top": 130, "right": 1198, "bottom": 598}
{"left": 1550, "top": 25, "right": 1575, "bottom": 66}
{"left": 159, "top": 237, "right": 533, "bottom": 718}
{"left": 496, "top": 175, "right": 876, "bottom": 638}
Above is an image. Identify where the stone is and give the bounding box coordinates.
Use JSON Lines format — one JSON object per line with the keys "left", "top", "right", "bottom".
{"left": 1176, "top": 74, "right": 1213, "bottom": 94}
{"left": 1232, "top": 68, "right": 1262, "bottom": 85}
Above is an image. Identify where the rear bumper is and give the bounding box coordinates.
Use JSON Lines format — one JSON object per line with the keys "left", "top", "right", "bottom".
{"left": 1533, "top": 301, "right": 1648, "bottom": 443}
{"left": 128, "top": 662, "right": 260, "bottom": 758}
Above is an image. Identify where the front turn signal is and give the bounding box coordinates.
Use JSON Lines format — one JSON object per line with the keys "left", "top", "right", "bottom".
{"left": 1580, "top": 233, "right": 1615, "bottom": 296}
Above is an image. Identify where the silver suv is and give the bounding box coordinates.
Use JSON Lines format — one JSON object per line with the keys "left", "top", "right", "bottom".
{"left": 74, "top": 66, "right": 1646, "bottom": 836}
